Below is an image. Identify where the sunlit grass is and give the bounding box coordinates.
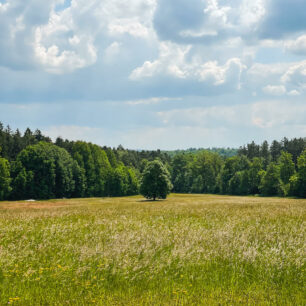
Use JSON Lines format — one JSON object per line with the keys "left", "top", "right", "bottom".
{"left": 0, "top": 194, "right": 305, "bottom": 305}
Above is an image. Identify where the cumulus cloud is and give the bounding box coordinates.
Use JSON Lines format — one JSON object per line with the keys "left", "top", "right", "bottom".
{"left": 281, "top": 60, "right": 306, "bottom": 89}
{"left": 130, "top": 41, "right": 246, "bottom": 90}
{"left": 238, "top": 0, "right": 266, "bottom": 29}
{"left": 0, "top": 0, "right": 157, "bottom": 73}
{"left": 1, "top": 0, "right": 306, "bottom": 148}
{"left": 130, "top": 42, "right": 191, "bottom": 79}
{"left": 246, "top": 60, "right": 306, "bottom": 96}
{"left": 34, "top": 23, "right": 97, "bottom": 73}
{"left": 285, "top": 35, "right": 306, "bottom": 55}
{"left": 262, "top": 85, "right": 286, "bottom": 96}
{"left": 108, "top": 19, "right": 150, "bottom": 38}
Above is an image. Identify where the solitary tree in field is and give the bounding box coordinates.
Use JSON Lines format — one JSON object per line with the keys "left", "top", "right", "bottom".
{"left": 140, "top": 160, "right": 172, "bottom": 200}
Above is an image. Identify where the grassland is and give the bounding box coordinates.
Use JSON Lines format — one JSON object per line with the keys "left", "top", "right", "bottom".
{"left": 0, "top": 194, "right": 305, "bottom": 305}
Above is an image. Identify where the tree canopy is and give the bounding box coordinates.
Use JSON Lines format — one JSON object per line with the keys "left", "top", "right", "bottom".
{"left": 140, "top": 160, "right": 172, "bottom": 200}
{"left": 0, "top": 121, "right": 305, "bottom": 200}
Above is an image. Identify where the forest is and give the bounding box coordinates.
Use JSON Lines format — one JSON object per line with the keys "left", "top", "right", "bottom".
{"left": 0, "top": 122, "right": 305, "bottom": 200}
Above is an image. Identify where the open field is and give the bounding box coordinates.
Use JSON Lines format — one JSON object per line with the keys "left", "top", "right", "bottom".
{"left": 0, "top": 194, "right": 305, "bottom": 305}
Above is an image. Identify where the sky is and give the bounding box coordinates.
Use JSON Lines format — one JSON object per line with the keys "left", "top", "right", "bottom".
{"left": 0, "top": 0, "right": 306, "bottom": 150}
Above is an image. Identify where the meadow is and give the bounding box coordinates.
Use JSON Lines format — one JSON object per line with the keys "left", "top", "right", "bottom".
{"left": 0, "top": 194, "right": 305, "bottom": 305}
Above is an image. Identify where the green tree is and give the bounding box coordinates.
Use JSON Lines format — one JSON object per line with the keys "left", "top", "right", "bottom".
{"left": 109, "top": 166, "right": 128, "bottom": 196}
{"left": 240, "top": 170, "right": 250, "bottom": 195}
{"left": 71, "top": 142, "right": 112, "bottom": 197}
{"left": 14, "top": 142, "right": 79, "bottom": 199}
{"left": 10, "top": 161, "right": 33, "bottom": 200}
{"left": 259, "top": 163, "right": 281, "bottom": 196}
{"left": 0, "top": 157, "right": 11, "bottom": 200}
{"left": 191, "top": 175, "right": 204, "bottom": 193}
{"left": 248, "top": 157, "right": 263, "bottom": 194}
{"left": 270, "top": 140, "right": 282, "bottom": 162}
{"left": 126, "top": 168, "right": 139, "bottom": 195}
{"left": 91, "top": 144, "right": 111, "bottom": 196}
{"left": 191, "top": 151, "right": 222, "bottom": 193}
{"left": 260, "top": 140, "right": 271, "bottom": 169}
{"left": 221, "top": 156, "right": 250, "bottom": 194}
{"left": 140, "top": 160, "right": 172, "bottom": 200}
{"left": 171, "top": 154, "right": 192, "bottom": 193}
{"left": 278, "top": 151, "right": 295, "bottom": 184}
{"left": 71, "top": 142, "right": 96, "bottom": 197}
{"left": 296, "top": 150, "right": 306, "bottom": 197}
{"left": 228, "top": 171, "right": 243, "bottom": 195}
{"left": 71, "top": 161, "right": 86, "bottom": 198}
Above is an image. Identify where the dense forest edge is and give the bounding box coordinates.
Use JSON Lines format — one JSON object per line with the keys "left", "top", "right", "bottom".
{"left": 0, "top": 122, "right": 305, "bottom": 200}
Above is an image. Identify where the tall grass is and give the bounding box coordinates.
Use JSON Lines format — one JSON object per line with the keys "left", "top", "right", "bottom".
{"left": 0, "top": 194, "right": 305, "bottom": 305}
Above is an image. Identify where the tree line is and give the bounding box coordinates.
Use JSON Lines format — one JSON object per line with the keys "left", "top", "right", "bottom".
{"left": 0, "top": 122, "right": 305, "bottom": 200}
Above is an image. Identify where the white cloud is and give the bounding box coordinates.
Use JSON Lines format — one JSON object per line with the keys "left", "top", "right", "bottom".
{"left": 196, "top": 58, "right": 245, "bottom": 86}
{"left": 251, "top": 100, "right": 306, "bottom": 129}
{"left": 281, "top": 60, "right": 306, "bottom": 89}
{"left": 108, "top": 19, "right": 150, "bottom": 38}
{"left": 204, "top": 0, "right": 232, "bottom": 28}
{"left": 239, "top": 0, "right": 266, "bottom": 29}
{"left": 125, "top": 97, "right": 181, "bottom": 106}
{"left": 246, "top": 61, "right": 306, "bottom": 95}
{"left": 0, "top": 2, "right": 9, "bottom": 12}
{"left": 179, "top": 29, "right": 217, "bottom": 38}
{"left": 287, "top": 89, "right": 300, "bottom": 96}
{"left": 130, "top": 41, "right": 245, "bottom": 89}
{"left": 0, "top": 0, "right": 157, "bottom": 73}
{"left": 103, "top": 42, "right": 121, "bottom": 63}
{"left": 285, "top": 35, "right": 306, "bottom": 55}
{"left": 247, "top": 62, "right": 289, "bottom": 77}
{"left": 262, "top": 85, "right": 286, "bottom": 96}
{"left": 1, "top": 0, "right": 306, "bottom": 151}
{"left": 34, "top": 25, "right": 97, "bottom": 73}
{"left": 130, "top": 42, "right": 191, "bottom": 79}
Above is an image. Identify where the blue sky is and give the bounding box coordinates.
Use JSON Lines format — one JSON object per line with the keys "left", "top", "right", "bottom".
{"left": 0, "top": 0, "right": 306, "bottom": 149}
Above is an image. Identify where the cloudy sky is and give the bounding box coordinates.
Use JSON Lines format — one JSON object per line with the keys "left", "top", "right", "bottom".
{"left": 0, "top": 0, "right": 306, "bottom": 149}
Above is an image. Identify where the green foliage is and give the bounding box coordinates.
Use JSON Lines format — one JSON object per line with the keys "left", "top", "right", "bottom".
{"left": 126, "top": 168, "right": 139, "bottom": 195}
{"left": 10, "top": 161, "right": 33, "bottom": 200}
{"left": 228, "top": 171, "right": 242, "bottom": 195}
{"left": 289, "top": 174, "right": 299, "bottom": 196}
{"left": 71, "top": 161, "right": 86, "bottom": 198}
{"left": 278, "top": 151, "right": 295, "bottom": 184}
{"left": 164, "top": 147, "right": 238, "bottom": 158}
{"left": 140, "top": 160, "right": 172, "bottom": 200}
{"left": 171, "top": 154, "right": 190, "bottom": 193}
{"left": 228, "top": 170, "right": 249, "bottom": 195}
{"left": 0, "top": 157, "right": 12, "bottom": 200}
{"left": 0, "top": 124, "right": 51, "bottom": 161}
{"left": 248, "top": 157, "right": 263, "bottom": 194}
{"left": 191, "top": 151, "right": 223, "bottom": 193}
{"left": 191, "top": 175, "right": 204, "bottom": 193}
{"left": 221, "top": 156, "right": 250, "bottom": 194}
{"left": 108, "top": 167, "right": 125, "bottom": 196}
{"left": 296, "top": 150, "right": 306, "bottom": 197}
{"left": 0, "top": 121, "right": 305, "bottom": 199}
{"left": 12, "top": 142, "right": 80, "bottom": 199}
{"left": 259, "top": 163, "right": 281, "bottom": 196}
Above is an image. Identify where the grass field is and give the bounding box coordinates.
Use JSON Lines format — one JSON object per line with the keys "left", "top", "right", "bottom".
{"left": 0, "top": 194, "right": 305, "bottom": 305}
